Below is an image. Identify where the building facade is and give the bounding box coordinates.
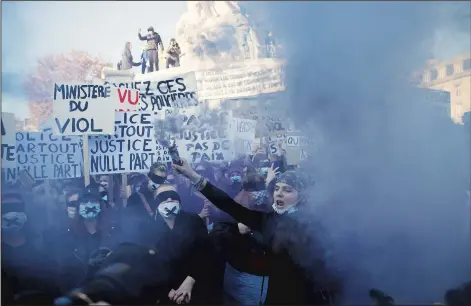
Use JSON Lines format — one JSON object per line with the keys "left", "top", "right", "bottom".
{"left": 419, "top": 53, "right": 471, "bottom": 124}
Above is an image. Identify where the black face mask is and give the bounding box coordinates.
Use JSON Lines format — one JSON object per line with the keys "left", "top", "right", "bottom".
{"left": 148, "top": 173, "right": 167, "bottom": 185}
{"left": 156, "top": 190, "right": 181, "bottom": 205}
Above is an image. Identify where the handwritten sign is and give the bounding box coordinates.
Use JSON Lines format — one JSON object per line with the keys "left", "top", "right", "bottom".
{"left": 1, "top": 112, "right": 16, "bottom": 168}
{"left": 88, "top": 112, "right": 169, "bottom": 175}
{"left": 14, "top": 129, "right": 83, "bottom": 179}
{"left": 175, "top": 110, "right": 234, "bottom": 163}
{"left": 112, "top": 87, "right": 139, "bottom": 112}
{"left": 195, "top": 59, "right": 285, "bottom": 100}
{"left": 53, "top": 83, "right": 114, "bottom": 135}
{"left": 104, "top": 71, "right": 199, "bottom": 113}
{"left": 231, "top": 117, "right": 257, "bottom": 155}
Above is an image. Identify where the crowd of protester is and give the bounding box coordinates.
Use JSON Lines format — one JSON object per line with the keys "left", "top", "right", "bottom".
{"left": 2, "top": 140, "right": 469, "bottom": 305}
{"left": 117, "top": 24, "right": 278, "bottom": 74}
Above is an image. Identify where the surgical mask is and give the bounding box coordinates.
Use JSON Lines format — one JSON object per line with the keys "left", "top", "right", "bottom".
{"left": 231, "top": 176, "right": 242, "bottom": 183}
{"left": 157, "top": 201, "right": 181, "bottom": 219}
{"left": 79, "top": 201, "right": 101, "bottom": 219}
{"left": 2, "top": 212, "right": 27, "bottom": 233}
{"left": 272, "top": 198, "right": 303, "bottom": 215}
{"left": 67, "top": 207, "right": 77, "bottom": 219}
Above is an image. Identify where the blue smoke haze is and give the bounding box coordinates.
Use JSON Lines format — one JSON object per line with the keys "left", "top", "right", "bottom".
{"left": 244, "top": 1, "right": 471, "bottom": 303}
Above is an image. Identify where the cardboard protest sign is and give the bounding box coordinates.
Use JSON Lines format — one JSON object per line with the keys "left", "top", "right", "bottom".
{"left": 286, "top": 135, "right": 309, "bottom": 163}
{"left": 88, "top": 112, "right": 169, "bottom": 175}
{"left": 53, "top": 83, "right": 115, "bottom": 135}
{"left": 268, "top": 134, "right": 286, "bottom": 155}
{"left": 1, "top": 112, "right": 16, "bottom": 168}
{"left": 103, "top": 71, "right": 199, "bottom": 113}
{"left": 231, "top": 117, "right": 257, "bottom": 156}
{"left": 112, "top": 87, "right": 140, "bottom": 112}
{"left": 13, "top": 130, "right": 83, "bottom": 180}
{"left": 195, "top": 58, "right": 285, "bottom": 100}
{"left": 175, "top": 109, "right": 234, "bottom": 163}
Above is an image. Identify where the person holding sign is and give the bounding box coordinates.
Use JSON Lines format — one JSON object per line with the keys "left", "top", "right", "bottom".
{"left": 172, "top": 159, "right": 342, "bottom": 305}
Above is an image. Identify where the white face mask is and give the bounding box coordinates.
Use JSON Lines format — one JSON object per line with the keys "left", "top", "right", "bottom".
{"left": 157, "top": 201, "right": 181, "bottom": 219}
{"left": 67, "top": 207, "right": 77, "bottom": 219}
{"left": 272, "top": 198, "right": 303, "bottom": 215}
{"left": 2, "top": 212, "right": 27, "bottom": 233}
{"left": 79, "top": 202, "right": 101, "bottom": 219}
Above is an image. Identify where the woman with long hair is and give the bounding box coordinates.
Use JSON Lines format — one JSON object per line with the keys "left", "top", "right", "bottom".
{"left": 173, "top": 159, "right": 343, "bottom": 305}
{"left": 120, "top": 41, "right": 141, "bottom": 70}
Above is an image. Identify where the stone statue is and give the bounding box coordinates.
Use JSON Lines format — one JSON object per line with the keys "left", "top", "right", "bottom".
{"left": 176, "top": 0, "right": 263, "bottom": 67}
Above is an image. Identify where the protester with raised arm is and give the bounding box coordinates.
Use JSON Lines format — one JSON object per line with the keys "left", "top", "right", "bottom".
{"left": 138, "top": 26, "right": 164, "bottom": 72}
{"left": 173, "top": 159, "right": 342, "bottom": 305}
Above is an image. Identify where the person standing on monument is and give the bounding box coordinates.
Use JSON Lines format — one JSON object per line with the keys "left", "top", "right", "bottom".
{"left": 138, "top": 26, "right": 164, "bottom": 72}
{"left": 265, "top": 31, "right": 276, "bottom": 58}
{"left": 166, "top": 38, "right": 181, "bottom": 69}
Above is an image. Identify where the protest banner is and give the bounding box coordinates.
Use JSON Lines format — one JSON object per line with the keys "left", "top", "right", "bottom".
{"left": 268, "top": 134, "right": 286, "bottom": 155}
{"left": 195, "top": 58, "right": 285, "bottom": 100}
{"left": 1, "top": 112, "right": 16, "bottom": 168}
{"left": 11, "top": 129, "right": 83, "bottom": 180}
{"left": 103, "top": 71, "right": 199, "bottom": 113}
{"left": 230, "top": 117, "right": 257, "bottom": 156}
{"left": 175, "top": 109, "right": 234, "bottom": 163}
{"left": 52, "top": 83, "right": 115, "bottom": 136}
{"left": 88, "top": 112, "right": 169, "bottom": 175}
{"left": 112, "top": 87, "right": 140, "bottom": 112}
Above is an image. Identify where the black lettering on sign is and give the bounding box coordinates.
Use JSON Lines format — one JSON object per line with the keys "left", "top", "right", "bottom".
{"left": 69, "top": 101, "right": 89, "bottom": 112}
{"left": 54, "top": 84, "right": 110, "bottom": 100}
{"left": 287, "top": 136, "right": 299, "bottom": 146}
{"left": 90, "top": 154, "right": 125, "bottom": 173}
{"left": 55, "top": 118, "right": 103, "bottom": 134}
{"left": 1, "top": 144, "right": 15, "bottom": 161}
{"left": 237, "top": 120, "right": 254, "bottom": 133}
{"left": 1, "top": 119, "right": 5, "bottom": 136}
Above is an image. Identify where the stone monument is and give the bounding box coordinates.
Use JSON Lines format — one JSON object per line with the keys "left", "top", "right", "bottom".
{"left": 176, "top": 1, "right": 263, "bottom": 69}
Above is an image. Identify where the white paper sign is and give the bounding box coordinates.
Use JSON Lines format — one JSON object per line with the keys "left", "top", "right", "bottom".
{"left": 104, "top": 71, "right": 200, "bottom": 113}
{"left": 52, "top": 83, "right": 115, "bottom": 135}
{"left": 88, "top": 112, "right": 170, "bottom": 175}
{"left": 13, "top": 130, "right": 83, "bottom": 180}
{"left": 195, "top": 59, "right": 285, "bottom": 100}
{"left": 175, "top": 110, "right": 234, "bottom": 163}
{"left": 1, "top": 112, "right": 16, "bottom": 168}
{"left": 112, "top": 87, "right": 139, "bottom": 112}
{"left": 231, "top": 117, "right": 257, "bottom": 155}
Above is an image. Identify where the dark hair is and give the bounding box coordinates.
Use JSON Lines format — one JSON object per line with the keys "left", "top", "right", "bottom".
{"left": 147, "top": 26, "right": 154, "bottom": 32}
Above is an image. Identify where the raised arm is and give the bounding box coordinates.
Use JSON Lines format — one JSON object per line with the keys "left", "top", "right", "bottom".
{"left": 138, "top": 32, "right": 147, "bottom": 41}
{"left": 172, "top": 159, "right": 265, "bottom": 231}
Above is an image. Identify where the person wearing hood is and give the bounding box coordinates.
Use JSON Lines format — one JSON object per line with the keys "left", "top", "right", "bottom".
{"left": 2, "top": 190, "right": 60, "bottom": 304}
{"left": 150, "top": 184, "right": 212, "bottom": 304}
{"left": 120, "top": 41, "right": 141, "bottom": 71}
{"left": 166, "top": 38, "right": 181, "bottom": 68}
{"left": 173, "top": 159, "right": 342, "bottom": 305}
{"left": 47, "top": 186, "right": 118, "bottom": 294}
{"left": 138, "top": 26, "right": 164, "bottom": 72}
{"left": 123, "top": 163, "right": 168, "bottom": 244}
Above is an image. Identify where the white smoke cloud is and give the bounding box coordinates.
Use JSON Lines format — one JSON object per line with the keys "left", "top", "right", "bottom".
{"left": 244, "top": 1, "right": 470, "bottom": 303}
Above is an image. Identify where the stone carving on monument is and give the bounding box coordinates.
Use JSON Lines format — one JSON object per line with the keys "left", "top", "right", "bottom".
{"left": 176, "top": 1, "right": 264, "bottom": 69}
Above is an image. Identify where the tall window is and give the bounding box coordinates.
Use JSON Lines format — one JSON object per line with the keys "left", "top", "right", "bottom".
{"left": 455, "top": 83, "right": 461, "bottom": 97}
{"left": 463, "top": 58, "right": 471, "bottom": 71}
{"left": 446, "top": 64, "right": 454, "bottom": 76}
{"left": 430, "top": 69, "right": 438, "bottom": 81}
